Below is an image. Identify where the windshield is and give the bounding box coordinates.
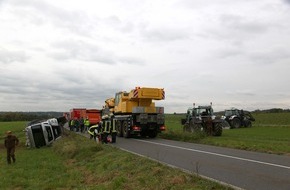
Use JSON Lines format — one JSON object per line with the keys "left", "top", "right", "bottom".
{"left": 225, "top": 110, "right": 239, "bottom": 116}
{"left": 195, "top": 108, "right": 212, "bottom": 116}
{"left": 225, "top": 110, "right": 233, "bottom": 116}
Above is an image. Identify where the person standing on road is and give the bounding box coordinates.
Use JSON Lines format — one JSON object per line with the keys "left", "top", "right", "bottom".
{"left": 74, "top": 118, "right": 80, "bottom": 132}
{"left": 101, "top": 115, "right": 110, "bottom": 144}
{"left": 4, "top": 131, "right": 19, "bottom": 164}
{"left": 79, "top": 117, "right": 84, "bottom": 133}
{"left": 110, "top": 114, "right": 117, "bottom": 143}
{"left": 69, "top": 119, "right": 74, "bottom": 131}
{"left": 84, "top": 117, "right": 90, "bottom": 133}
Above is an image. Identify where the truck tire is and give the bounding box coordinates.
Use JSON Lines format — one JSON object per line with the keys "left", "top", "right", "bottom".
{"left": 116, "top": 120, "right": 123, "bottom": 137}
{"left": 140, "top": 131, "right": 147, "bottom": 138}
{"left": 148, "top": 130, "right": 157, "bottom": 138}
{"left": 122, "top": 121, "right": 130, "bottom": 138}
{"left": 231, "top": 118, "right": 241, "bottom": 128}
{"left": 213, "top": 123, "right": 223, "bottom": 136}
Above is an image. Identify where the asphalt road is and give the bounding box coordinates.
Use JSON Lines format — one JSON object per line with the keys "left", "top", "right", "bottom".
{"left": 112, "top": 137, "right": 290, "bottom": 190}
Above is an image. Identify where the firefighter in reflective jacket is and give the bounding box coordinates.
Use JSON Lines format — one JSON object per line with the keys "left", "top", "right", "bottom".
{"left": 69, "top": 119, "right": 74, "bottom": 131}
{"left": 88, "top": 124, "right": 99, "bottom": 141}
{"left": 110, "top": 113, "right": 117, "bottom": 143}
{"left": 84, "top": 117, "right": 90, "bottom": 132}
{"left": 101, "top": 115, "right": 111, "bottom": 144}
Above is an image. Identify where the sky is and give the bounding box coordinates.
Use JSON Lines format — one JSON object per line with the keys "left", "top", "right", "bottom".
{"left": 1, "top": 0, "right": 290, "bottom": 113}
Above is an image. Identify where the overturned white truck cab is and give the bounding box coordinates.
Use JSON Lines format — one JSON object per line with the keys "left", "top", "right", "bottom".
{"left": 25, "top": 118, "right": 63, "bottom": 148}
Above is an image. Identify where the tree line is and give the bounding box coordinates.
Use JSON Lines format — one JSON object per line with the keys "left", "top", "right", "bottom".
{"left": 253, "top": 108, "right": 290, "bottom": 113}
{"left": 1, "top": 108, "right": 289, "bottom": 122}
{"left": 0, "top": 112, "right": 64, "bottom": 122}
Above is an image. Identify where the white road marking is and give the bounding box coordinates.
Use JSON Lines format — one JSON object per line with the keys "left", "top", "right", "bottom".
{"left": 136, "top": 139, "right": 290, "bottom": 170}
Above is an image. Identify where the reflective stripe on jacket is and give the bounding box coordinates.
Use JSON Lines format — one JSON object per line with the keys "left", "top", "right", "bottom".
{"left": 88, "top": 125, "right": 98, "bottom": 135}
{"left": 103, "top": 120, "right": 111, "bottom": 133}
{"left": 111, "top": 119, "right": 117, "bottom": 133}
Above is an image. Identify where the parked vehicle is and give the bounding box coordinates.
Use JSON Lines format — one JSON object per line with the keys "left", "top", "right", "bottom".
{"left": 181, "top": 103, "right": 223, "bottom": 136}
{"left": 222, "top": 108, "right": 255, "bottom": 128}
{"left": 103, "top": 87, "right": 166, "bottom": 138}
{"left": 69, "top": 108, "right": 101, "bottom": 126}
{"left": 85, "top": 109, "right": 101, "bottom": 125}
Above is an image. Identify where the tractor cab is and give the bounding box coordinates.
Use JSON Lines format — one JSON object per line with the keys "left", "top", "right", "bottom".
{"left": 193, "top": 106, "right": 214, "bottom": 117}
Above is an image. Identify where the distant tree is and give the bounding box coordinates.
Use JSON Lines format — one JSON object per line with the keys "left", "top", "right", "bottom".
{"left": 0, "top": 112, "right": 64, "bottom": 122}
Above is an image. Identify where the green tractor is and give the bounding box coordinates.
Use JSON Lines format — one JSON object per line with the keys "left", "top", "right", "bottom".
{"left": 221, "top": 108, "right": 255, "bottom": 128}
{"left": 181, "top": 103, "right": 223, "bottom": 136}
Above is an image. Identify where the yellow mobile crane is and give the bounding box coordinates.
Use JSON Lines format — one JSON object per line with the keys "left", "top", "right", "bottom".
{"left": 103, "top": 87, "right": 166, "bottom": 138}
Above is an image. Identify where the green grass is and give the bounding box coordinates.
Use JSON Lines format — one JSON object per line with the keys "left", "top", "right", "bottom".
{"left": 161, "top": 113, "right": 290, "bottom": 155}
{"left": 0, "top": 121, "right": 232, "bottom": 190}
{"left": 200, "top": 126, "right": 290, "bottom": 154}
{"left": 252, "top": 112, "right": 290, "bottom": 126}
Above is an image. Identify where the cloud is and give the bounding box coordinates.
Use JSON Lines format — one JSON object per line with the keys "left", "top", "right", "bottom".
{"left": 219, "top": 14, "right": 269, "bottom": 34}
{"left": 6, "top": 0, "right": 96, "bottom": 37}
{"left": 49, "top": 39, "right": 145, "bottom": 65}
{"left": 50, "top": 40, "right": 116, "bottom": 64}
{"left": 249, "top": 48, "right": 290, "bottom": 65}
{"left": 0, "top": 60, "right": 119, "bottom": 111}
{"left": 0, "top": 48, "right": 29, "bottom": 64}
{"left": 284, "top": 0, "right": 290, "bottom": 5}
{"left": 142, "top": 27, "right": 190, "bottom": 42}
{"left": 118, "top": 56, "right": 145, "bottom": 65}
{"left": 1, "top": 0, "right": 290, "bottom": 112}
{"left": 226, "top": 90, "right": 256, "bottom": 97}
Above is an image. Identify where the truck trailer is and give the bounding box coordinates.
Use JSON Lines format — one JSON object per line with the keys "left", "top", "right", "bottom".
{"left": 69, "top": 108, "right": 101, "bottom": 126}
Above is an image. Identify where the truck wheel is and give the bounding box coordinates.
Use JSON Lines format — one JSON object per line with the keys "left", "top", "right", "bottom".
{"left": 140, "top": 131, "right": 147, "bottom": 138}
{"left": 213, "top": 123, "right": 223, "bottom": 136}
{"left": 148, "top": 130, "right": 157, "bottom": 138}
{"left": 122, "top": 121, "right": 130, "bottom": 138}
{"left": 231, "top": 118, "right": 241, "bottom": 128}
{"left": 116, "top": 121, "right": 123, "bottom": 137}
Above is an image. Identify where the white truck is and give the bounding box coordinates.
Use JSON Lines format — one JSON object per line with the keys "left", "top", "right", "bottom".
{"left": 25, "top": 118, "right": 63, "bottom": 148}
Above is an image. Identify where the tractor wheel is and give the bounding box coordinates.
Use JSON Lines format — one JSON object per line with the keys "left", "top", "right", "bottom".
{"left": 191, "top": 123, "right": 202, "bottom": 133}
{"left": 231, "top": 118, "right": 241, "bottom": 128}
{"left": 116, "top": 120, "right": 123, "bottom": 137}
{"left": 122, "top": 121, "right": 130, "bottom": 138}
{"left": 244, "top": 120, "right": 252, "bottom": 127}
{"left": 183, "top": 123, "right": 193, "bottom": 133}
{"left": 222, "top": 120, "right": 230, "bottom": 129}
{"left": 213, "top": 123, "right": 223, "bottom": 136}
